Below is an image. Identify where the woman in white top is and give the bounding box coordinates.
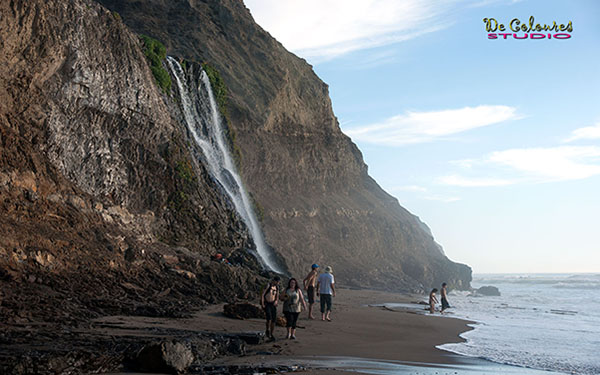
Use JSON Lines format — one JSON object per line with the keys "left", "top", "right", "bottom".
{"left": 281, "top": 278, "right": 307, "bottom": 339}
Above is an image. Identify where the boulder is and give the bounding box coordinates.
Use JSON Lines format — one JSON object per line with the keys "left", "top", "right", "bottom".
{"left": 223, "top": 303, "right": 265, "bottom": 319}
{"left": 135, "top": 340, "right": 194, "bottom": 374}
{"left": 477, "top": 285, "right": 501, "bottom": 296}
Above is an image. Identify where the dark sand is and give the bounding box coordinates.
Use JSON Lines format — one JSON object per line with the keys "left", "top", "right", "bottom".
{"left": 99, "top": 288, "right": 566, "bottom": 374}
{"left": 98, "top": 288, "right": 478, "bottom": 374}
{"left": 205, "top": 288, "right": 471, "bottom": 365}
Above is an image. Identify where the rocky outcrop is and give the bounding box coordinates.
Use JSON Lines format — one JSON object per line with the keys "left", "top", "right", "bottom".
{"left": 135, "top": 341, "right": 194, "bottom": 374}
{"left": 223, "top": 302, "right": 265, "bottom": 320}
{"left": 96, "top": 0, "right": 471, "bottom": 290}
{"left": 475, "top": 286, "right": 501, "bottom": 296}
{"left": 0, "top": 0, "right": 269, "bottom": 326}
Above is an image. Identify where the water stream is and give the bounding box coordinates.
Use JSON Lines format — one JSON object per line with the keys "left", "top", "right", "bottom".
{"left": 166, "top": 57, "right": 282, "bottom": 273}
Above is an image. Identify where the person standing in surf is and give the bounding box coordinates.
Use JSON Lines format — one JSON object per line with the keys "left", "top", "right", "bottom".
{"left": 303, "top": 263, "right": 319, "bottom": 319}
{"left": 261, "top": 276, "right": 280, "bottom": 340}
{"left": 429, "top": 288, "right": 439, "bottom": 314}
{"left": 440, "top": 282, "right": 451, "bottom": 313}
{"left": 316, "top": 265, "right": 336, "bottom": 321}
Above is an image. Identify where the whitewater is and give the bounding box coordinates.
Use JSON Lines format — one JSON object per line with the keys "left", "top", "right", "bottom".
{"left": 439, "top": 273, "right": 600, "bottom": 374}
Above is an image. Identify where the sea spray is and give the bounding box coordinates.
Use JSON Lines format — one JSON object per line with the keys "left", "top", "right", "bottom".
{"left": 166, "top": 57, "right": 283, "bottom": 273}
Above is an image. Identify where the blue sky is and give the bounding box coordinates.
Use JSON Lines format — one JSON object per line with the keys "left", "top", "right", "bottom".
{"left": 244, "top": 0, "right": 600, "bottom": 273}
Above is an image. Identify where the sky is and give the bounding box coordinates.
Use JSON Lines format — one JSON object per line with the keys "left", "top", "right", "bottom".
{"left": 243, "top": 0, "right": 600, "bottom": 274}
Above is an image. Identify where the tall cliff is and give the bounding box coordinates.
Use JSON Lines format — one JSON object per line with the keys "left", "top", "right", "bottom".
{"left": 0, "top": 0, "right": 268, "bottom": 324}
{"left": 96, "top": 0, "right": 472, "bottom": 290}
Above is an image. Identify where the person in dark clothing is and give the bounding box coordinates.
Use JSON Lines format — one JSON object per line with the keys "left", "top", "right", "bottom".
{"left": 261, "top": 276, "right": 280, "bottom": 340}
{"left": 441, "top": 282, "right": 451, "bottom": 313}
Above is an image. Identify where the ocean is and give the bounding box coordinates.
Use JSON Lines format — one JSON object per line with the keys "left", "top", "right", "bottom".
{"left": 438, "top": 273, "right": 600, "bottom": 375}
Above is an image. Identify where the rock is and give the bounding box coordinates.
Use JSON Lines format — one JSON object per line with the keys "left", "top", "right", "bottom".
{"left": 171, "top": 268, "right": 196, "bottom": 279}
{"left": 223, "top": 303, "right": 265, "bottom": 320}
{"left": 476, "top": 286, "right": 501, "bottom": 296}
{"left": 226, "top": 332, "right": 265, "bottom": 345}
{"left": 276, "top": 316, "right": 286, "bottom": 327}
{"left": 135, "top": 341, "right": 194, "bottom": 374}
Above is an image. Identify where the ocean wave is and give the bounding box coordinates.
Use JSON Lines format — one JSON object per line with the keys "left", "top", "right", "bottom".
{"left": 438, "top": 340, "right": 600, "bottom": 375}
{"left": 473, "top": 273, "right": 600, "bottom": 287}
{"left": 440, "top": 274, "right": 600, "bottom": 375}
{"left": 552, "top": 282, "right": 600, "bottom": 289}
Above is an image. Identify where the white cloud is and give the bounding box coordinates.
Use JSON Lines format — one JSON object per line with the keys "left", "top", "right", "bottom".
{"left": 424, "top": 195, "right": 461, "bottom": 202}
{"left": 244, "top": 0, "right": 454, "bottom": 61}
{"left": 439, "top": 175, "right": 515, "bottom": 187}
{"left": 489, "top": 146, "right": 600, "bottom": 181}
{"left": 441, "top": 146, "right": 600, "bottom": 187}
{"left": 392, "top": 185, "right": 428, "bottom": 192}
{"left": 449, "top": 158, "right": 477, "bottom": 169}
{"left": 344, "top": 105, "right": 521, "bottom": 146}
{"left": 564, "top": 122, "right": 600, "bottom": 142}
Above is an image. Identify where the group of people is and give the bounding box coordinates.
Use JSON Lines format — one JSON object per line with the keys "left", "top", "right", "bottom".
{"left": 260, "top": 264, "right": 335, "bottom": 340}
{"left": 428, "top": 282, "right": 451, "bottom": 314}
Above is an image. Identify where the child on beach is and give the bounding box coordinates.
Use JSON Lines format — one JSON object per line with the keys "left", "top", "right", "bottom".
{"left": 429, "top": 288, "right": 438, "bottom": 314}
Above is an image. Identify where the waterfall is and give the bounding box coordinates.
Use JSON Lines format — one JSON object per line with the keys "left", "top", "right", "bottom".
{"left": 166, "top": 57, "right": 283, "bottom": 274}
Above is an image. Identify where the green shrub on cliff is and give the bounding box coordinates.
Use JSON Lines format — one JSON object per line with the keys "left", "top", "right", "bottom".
{"left": 175, "top": 160, "right": 195, "bottom": 183}
{"left": 111, "top": 11, "right": 121, "bottom": 21}
{"left": 140, "top": 34, "right": 171, "bottom": 93}
{"left": 168, "top": 190, "right": 187, "bottom": 212}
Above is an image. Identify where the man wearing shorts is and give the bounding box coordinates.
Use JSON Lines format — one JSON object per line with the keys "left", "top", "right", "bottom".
{"left": 261, "top": 276, "right": 280, "bottom": 340}
{"left": 303, "top": 264, "right": 319, "bottom": 319}
{"left": 316, "top": 266, "right": 335, "bottom": 321}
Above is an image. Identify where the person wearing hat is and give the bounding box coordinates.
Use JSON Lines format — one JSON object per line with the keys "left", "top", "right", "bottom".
{"left": 316, "top": 265, "right": 336, "bottom": 321}
{"left": 303, "top": 263, "right": 320, "bottom": 319}
{"left": 261, "top": 275, "right": 280, "bottom": 340}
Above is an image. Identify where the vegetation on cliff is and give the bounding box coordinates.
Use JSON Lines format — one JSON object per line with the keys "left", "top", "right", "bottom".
{"left": 140, "top": 34, "right": 171, "bottom": 92}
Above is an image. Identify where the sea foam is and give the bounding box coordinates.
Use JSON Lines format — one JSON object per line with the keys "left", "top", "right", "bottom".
{"left": 438, "top": 273, "right": 600, "bottom": 375}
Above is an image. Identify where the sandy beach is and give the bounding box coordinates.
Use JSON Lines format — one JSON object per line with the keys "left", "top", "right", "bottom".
{"left": 206, "top": 288, "right": 471, "bottom": 365}
{"left": 96, "top": 288, "right": 478, "bottom": 374}
{"left": 96, "top": 287, "right": 571, "bottom": 374}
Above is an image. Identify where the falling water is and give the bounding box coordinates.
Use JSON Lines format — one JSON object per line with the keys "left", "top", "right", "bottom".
{"left": 166, "top": 57, "right": 283, "bottom": 273}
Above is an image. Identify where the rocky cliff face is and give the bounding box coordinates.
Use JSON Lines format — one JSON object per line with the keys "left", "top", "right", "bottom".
{"left": 96, "top": 0, "right": 472, "bottom": 291}
{"left": 0, "top": 0, "right": 268, "bottom": 325}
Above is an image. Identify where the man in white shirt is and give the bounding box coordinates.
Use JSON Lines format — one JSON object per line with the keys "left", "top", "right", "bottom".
{"left": 316, "top": 265, "right": 336, "bottom": 321}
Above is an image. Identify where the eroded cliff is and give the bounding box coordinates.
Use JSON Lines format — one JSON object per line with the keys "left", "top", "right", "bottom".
{"left": 96, "top": 0, "right": 472, "bottom": 290}
{"left": 0, "top": 0, "right": 268, "bottom": 327}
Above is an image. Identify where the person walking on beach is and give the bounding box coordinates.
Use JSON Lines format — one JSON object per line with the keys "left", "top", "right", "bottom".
{"left": 261, "top": 276, "right": 280, "bottom": 340}
{"left": 316, "top": 265, "right": 335, "bottom": 321}
{"left": 429, "top": 288, "right": 438, "bottom": 314}
{"left": 440, "top": 282, "right": 451, "bottom": 313}
{"left": 281, "top": 278, "right": 308, "bottom": 339}
{"left": 303, "top": 264, "right": 319, "bottom": 319}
